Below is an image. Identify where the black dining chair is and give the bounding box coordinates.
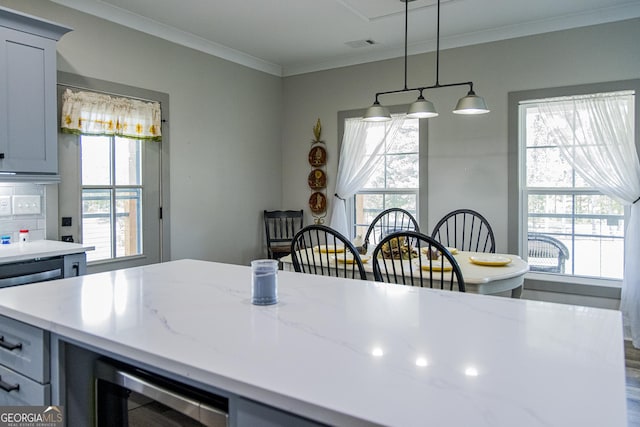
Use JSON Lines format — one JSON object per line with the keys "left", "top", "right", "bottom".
{"left": 527, "top": 233, "right": 570, "bottom": 273}
{"left": 431, "top": 209, "right": 496, "bottom": 253}
{"left": 372, "top": 231, "right": 465, "bottom": 291}
{"left": 290, "top": 225, "right": 367, "bottom": 280}
{"left": 263, "top": 210, "right": 304, "bottom": 260}
{"left": 363, "top": 208, "right": 420, "bottom": 253}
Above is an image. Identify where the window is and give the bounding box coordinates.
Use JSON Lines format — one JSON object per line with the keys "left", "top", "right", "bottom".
{"left": 81, "top": 136, "right": 143, "bottom": 262}
{"left": 59, "top": 80, "right": 166, "bottom": 269}
{"left": 351, "top": 116, "right": 419, "bottom": 238}
{"left": 519, "top": 91, "right": 635, "bottom": 280}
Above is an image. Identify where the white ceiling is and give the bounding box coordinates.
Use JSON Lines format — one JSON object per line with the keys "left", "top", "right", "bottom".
{"left": 51, "top": 0, "right": 640, "bottom": 76}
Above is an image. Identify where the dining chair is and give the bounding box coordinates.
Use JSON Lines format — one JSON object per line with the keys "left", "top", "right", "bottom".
{"left": 431, "top": 209, "right": 496, "bottom": 253}
{"left": 372, "top": 231, "right": 465, "bottom": 291}
{"left": 363, "top": 208, "right": 420, "bottom": 252}
{"left": 263, "top": 210, "right": 304, "bottom": 260}
{"left": 527, "top": 233, "right": 570, "bottom": 273}
{"left": 290, "top": 225, "right": 367, "bottom": 280}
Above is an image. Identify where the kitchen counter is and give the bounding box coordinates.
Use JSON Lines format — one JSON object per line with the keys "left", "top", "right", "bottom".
{"left": 0, "top": 259, "right": 627, "bottom": 426}
{"left": 0, "top": 240, "right": 94, "bottom": 264}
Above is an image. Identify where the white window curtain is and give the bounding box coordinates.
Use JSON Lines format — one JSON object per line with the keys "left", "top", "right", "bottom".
{"left": 60, "top": 88, "right": 162, "bottom": 141}
{"left": 329, "top": 115, "right": 407, "bottom": 238}
{"left": 538, "top": 91, "right": 640, "bottom": 346}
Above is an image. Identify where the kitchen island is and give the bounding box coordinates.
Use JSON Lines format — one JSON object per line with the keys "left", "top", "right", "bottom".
{"left": 0, "top": 259, "right": 627, "bottom": 426}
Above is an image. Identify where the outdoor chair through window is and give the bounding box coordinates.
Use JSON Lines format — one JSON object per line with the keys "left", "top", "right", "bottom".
{"left": 527, "top": 233, "right": 570, "bottom": 274}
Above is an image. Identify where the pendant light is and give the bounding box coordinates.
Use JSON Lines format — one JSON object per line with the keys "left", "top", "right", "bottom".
{"left": 363, "top": 0, "right": 489, "bottom": 121}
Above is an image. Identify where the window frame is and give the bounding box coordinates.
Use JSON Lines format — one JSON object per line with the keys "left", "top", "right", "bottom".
{"left": 80, "top": 135, "right": 144, "bottom": 262}
{"left": 56, "top": 71, "right": 171, "bottom": 274}
{"left": 508, "top": 79, "right": 640, "bottom": 297}
{"left": 337, "top": 105, "right": 428, "bottom": 240}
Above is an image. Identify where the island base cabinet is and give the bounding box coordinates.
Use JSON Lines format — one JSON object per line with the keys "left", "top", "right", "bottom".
{"left": 235, "top": 398, "right": 328, "bottom": 427}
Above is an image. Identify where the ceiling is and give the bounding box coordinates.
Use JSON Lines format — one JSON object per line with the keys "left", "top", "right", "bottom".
{"left": 51, "top": 0, "right": 640, "bottom": 76}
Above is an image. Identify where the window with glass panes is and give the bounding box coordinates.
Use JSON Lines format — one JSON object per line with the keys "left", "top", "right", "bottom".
{"left": 81, "top": 135, "right": 143, "bottom": 262}
{"left": 352, "top": 117, "right": 419, "bottom": 239}
{"left": 520, "top": 93, "right": 632, "bottom": 280}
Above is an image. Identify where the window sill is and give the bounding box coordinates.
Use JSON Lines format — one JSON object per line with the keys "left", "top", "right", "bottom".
{"left": 524, "top": 272, "right": 621, "bottom": 299}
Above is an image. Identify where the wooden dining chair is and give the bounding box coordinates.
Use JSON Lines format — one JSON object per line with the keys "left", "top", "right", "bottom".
{"left": 431, "top": 209, "right": 495, "bottom": 253}
{"left": 363, "top": 208, "right": 420, "bottom": 252}
{"left": 372, "top": 231, "right": 465, "bottom": 291}
{"left": 263, "top": 210, "right": 304, "bottom": 260}
{"left": 290, "top": 225, "right": 367, "bottom": 280}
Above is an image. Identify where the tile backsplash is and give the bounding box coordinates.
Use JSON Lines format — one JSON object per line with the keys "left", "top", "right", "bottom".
{"left": 0, "top": 183, "right": 46, "bottom": 243}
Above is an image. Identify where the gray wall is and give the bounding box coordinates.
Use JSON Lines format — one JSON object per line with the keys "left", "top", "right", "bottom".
{"left": 282, "top": 18, "right": 640, "bottom": 253}
{"left": 2, "top": 1, "right": 639, "bottom": 272}
{"left": 0, "top": 0, "right": 283, "bottom": 265}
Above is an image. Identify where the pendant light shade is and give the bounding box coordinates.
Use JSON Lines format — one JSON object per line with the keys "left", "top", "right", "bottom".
{"left": 452, "top": 90, "right": 490, "bottom": 115}
{"left": 363, "top": 101, "right": 392, "bottom": 122}
{"left": 407, "top": 95, "right": 438, "bottom": 118}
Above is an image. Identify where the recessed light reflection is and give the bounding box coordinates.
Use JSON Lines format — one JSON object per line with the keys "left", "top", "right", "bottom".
{"left": 385, "top": 286, "right": 410, "bottom": 297}
{"left": 465, "top": 366, "right": 479, "bottom": 377}
{"left": 371, "top": 347, "right": 384, "bottom": 357}
{"left": 415, "top": 357, "right": 428, "bottom": 367}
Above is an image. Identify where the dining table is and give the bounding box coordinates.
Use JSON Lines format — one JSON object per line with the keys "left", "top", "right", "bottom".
{"left": 280, "top": 247, "right": 529, "bottom": 298}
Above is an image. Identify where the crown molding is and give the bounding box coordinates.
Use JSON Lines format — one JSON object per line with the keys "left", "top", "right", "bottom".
{"left": 51, "top": 0, "right": 640, "bottom": 78}
{"left": 50, "top": 0, "right": 282, "bottom": 76}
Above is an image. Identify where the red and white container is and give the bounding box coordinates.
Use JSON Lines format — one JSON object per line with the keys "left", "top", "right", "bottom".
{"left": 19, "top": 229, "right": 29, "bottom": 243}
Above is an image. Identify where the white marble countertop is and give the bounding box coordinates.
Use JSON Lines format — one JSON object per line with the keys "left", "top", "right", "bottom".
{"left": 0, "top": 240, "right": 94, "bottom": 264}
{"left": 0, "top": 259, "right": 627, "bottom": 426}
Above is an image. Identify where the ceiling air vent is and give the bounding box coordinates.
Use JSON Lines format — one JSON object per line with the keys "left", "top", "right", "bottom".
{"left": 345, "top": 39, "right": 377, "bottom": 48}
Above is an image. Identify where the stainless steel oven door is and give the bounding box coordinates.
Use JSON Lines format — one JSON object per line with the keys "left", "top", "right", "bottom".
{"left": 95, "top": 359, "right": 229, "bottom": 427}
{"left": 0, "top": 257, "right": 64, "bottom": 288}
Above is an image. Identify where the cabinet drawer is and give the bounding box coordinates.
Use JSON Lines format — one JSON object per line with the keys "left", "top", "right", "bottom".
{"left": 0, "top": 364, "right": 50, "bottom": 405}
{"left": 0, "top": 315, "right": 49, "bottom": 383}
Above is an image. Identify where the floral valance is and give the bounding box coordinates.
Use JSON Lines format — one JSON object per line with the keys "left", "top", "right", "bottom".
{"left": 60, "top": 88, "right": 162, "bottom": 141}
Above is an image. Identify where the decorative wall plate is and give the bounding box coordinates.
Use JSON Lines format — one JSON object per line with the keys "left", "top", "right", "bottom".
{"left": 308, "top": 146, "right": 327, "bottom": 167}
{"left": 308, "top": 169, "right": 327, "bottom": 189}
{"left": 309, "top": 192, "right": 327, "bottom": 214}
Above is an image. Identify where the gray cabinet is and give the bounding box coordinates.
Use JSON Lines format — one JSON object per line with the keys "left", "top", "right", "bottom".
{"left": 0, "top": 7, "right": 71, "bottom": 175}
{"left": 0, "top": 314, "right": 50, "bottom": 405}
{"left": 63, "top": 252, "right": 87, "bottom": 277}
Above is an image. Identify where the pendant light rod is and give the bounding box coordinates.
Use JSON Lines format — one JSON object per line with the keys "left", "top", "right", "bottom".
{"left": 403, "top": 0, "right": 409, "bottom": 91}
{"left": 373, "top": 0, "right": 472, "bottom": 99}
{"left": 364, "top": 0, "right": 489, "bottom": 120}
{"left": 372, "top": 80, "right": 474, "bottom": 99}
{"left": 435, "top": 0, "right": 440, "bottom": 86}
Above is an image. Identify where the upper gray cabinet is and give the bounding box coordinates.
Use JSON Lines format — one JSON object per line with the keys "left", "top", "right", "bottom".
{"left": 0, "top": 7, "right": 71, "bottom": 177}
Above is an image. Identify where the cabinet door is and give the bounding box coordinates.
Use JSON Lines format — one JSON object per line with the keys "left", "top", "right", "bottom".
{"left": 0, "top": 364, "right": 50, "bottom": 406}
{"left": 0, "top": 26, "right": 57, "bottom": 174}
{"left": 0, "top": 315, "right": 50, "bottom": 383}
{"left": 63, "top": 253, "right": 87, "bottom": 277}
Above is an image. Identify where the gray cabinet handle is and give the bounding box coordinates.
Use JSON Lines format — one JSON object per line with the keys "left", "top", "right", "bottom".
{"left": 0, "top": 335, "right": 22, "bottom": 351}
{"left": 0, "top": 376, "right": 19, "bottom": 392}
